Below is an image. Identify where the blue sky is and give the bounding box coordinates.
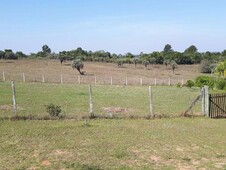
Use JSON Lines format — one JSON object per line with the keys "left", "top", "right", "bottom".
{"left": 1, "top": 0, "right": 226, "bottom": 54}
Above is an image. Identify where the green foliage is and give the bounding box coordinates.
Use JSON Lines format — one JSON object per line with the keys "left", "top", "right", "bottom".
{"left": 45, "top": 103, "right": 61, "bottom": 117}
{"left": 4, "top": 49, "right": 17, "bottom": 60}
{"left": 185, "top": 80, "right": 195, "bottom": 88}
{"left": 170, "top": 60, "right": 177, "bottom": 74}
{"left": 42, "top": 44, "right": 51, "bottom": 54}
{"left": 163, "top": 60, "right": 170, "bottom": 67}
{"left": 216, "top": 79, "right": 226, "bottom": 90}
{"left": 116, "top": 59, "right": 124, "bottom": 67}
{"left": 176, "top": 83, "right": 182, "bottom": 88}
{"left": 72, "top": 59, "right": 84, "bottom": 75}
{"left": 200, "top": 59, "right": 215, "bottom": 73}
{"left": 184, "top": 45, "right": 198, "bottom": 53}
{"left": 142, "top": 60, "right": 149, "bottom": 69}
{"left": 15, "top": 51, "right": 27, "bottom": 58}
{"left": 215, "top": 61, "right": 226, "bottom": 77}
{"left": 163, "top": 44, "right": 173, "bottom": 53}
{"left": 195, "top": 76, "right": 214, "bottom": 89}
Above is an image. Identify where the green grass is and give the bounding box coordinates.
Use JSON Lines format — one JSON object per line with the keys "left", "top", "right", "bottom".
{"left": 0, "top": 82, "right": 202, "bottom": 118}
{"left": 0, "top": 82, "right": 226, "bottom": 169}
{"left": 0, "top": 119, "right": 226, "bottom": 169}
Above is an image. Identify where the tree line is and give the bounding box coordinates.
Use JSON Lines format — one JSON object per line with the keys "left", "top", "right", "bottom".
{"left": 1, "top": 44, "right": 226, "bottom": 68}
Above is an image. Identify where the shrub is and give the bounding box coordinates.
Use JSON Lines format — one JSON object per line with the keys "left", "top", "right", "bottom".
{"left": 216, "top": 79, "right": 226, "bottom": 90}
{"left": 200, "top": 59, "right": 214, "bottom": 73}
{"left": 117, "top": 60, "right": 124, "bottom": 67}
{"left": 195, "top": 76, "right": 214, "bottom": 89}
{"left": 45, "top": 103, "right": 61, "bottom": 117}
{"left": 177, "top": 82, "right": 182, "bottom": 88}
{"left": 185, "top": 80, "right": 194, "bottom": 88}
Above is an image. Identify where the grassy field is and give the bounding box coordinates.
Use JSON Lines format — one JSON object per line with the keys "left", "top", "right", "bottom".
{"left": 0, "top": 82, "right": 202, "bottom": 118}
{"left": 0, "top": 60, "right": 225, "bottom": 169}
{"left": 0, "top": 59, "right": 204, "bottom": 85}
{"left": 0, "top": 118, "right": 226, "bottom": 169}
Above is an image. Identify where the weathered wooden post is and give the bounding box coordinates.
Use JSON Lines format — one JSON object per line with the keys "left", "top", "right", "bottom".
{"left": 23, "top": 73, "right": 25, "bottom": 82}
{"left": 168, "top": 78, "right": 171, "bottom": 86}
{"left": 78, "top": 75, "right": 81, "bottom": 84}
{"left": 181, "top": 78, "right": 184, "bottom": 86}
{"left": 125, "top": 77, "right": 128, "bottom": 86}
{"left": 204, "top": 86, "right": 209, "bottom": 116}
{"left": 201, "top": 87, "right": 205, "bottom": 115}
{"left": 3, "top": 71, "right": 5, "bottom": 81}
{"left": 11, "top": 81, "right": 17, "bottom": 115}
{"left": 110, "top": 77, "right": 113, "bottom": 85}
{"left": 149, "top": 86, "right": 154, "bottom": 118}
{"left": 95, "top": 76, "right": 97, "bottom": 86}
{"left": 61, "top": 74, "right": 63, "bottom": 84}
{"left": 155, "top": 78, "right": 157, "bottom": 86}
{"left": 89, "top": 84, "right": 94, "bottom": 117}
{"left": 42, "top": 74, "right": 45, "bottom": 83}
{"left": 140, "top": 78, "right": 143, "bottom": 86}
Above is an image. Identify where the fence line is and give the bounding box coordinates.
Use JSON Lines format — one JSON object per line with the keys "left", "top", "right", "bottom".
{"left": 0, "top": 81, "right": 203, "bottom": 119}
{"left": 0, "top": 71, "right": 188, "bottom": 86}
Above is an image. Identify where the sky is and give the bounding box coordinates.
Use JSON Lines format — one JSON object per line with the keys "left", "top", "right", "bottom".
{"left": 1, "top": 0, "right": 226, "bottom": 54}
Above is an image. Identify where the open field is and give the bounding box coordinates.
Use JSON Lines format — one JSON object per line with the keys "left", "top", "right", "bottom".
{"left": 0, "top": 60, "right": 204, "bottom": 85}
{"left": 0, "top": 118, "right": 226, "bottom": 169}
{"left": 0, "top": 60, "right": 225, "bottom": 169}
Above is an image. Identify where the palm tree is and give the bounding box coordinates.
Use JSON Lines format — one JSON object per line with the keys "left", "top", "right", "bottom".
{"left": 72, "top": 59, "right": 84, "bottom": 75}
{"left": 170, "top": 60, "right": 177, "bottom": 74}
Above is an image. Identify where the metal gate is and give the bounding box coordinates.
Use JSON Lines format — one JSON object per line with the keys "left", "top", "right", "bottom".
{"left": 209, "top": 93, "right": 226, "bottom": 118}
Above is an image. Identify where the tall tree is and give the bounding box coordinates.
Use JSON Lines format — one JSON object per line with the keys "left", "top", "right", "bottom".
{"left": 4, "top": 49, "right": 17, "bottom": 59}
{"left": 15, "top": 51, "right": 27, "bottom": 58}
{"left": 170, "top": 60, "right": 177, "bottom": 74}
{"left": 163, "top": 44, "right": 173, "bottom": 53}
{"left": 0, "top": 51, "right": 5, "bottom": 59}
{"left": 184, "top": 45, "right": 198, "bottom": 53}
{"left": 72, "top": 59, "right": 84, "bottom": 75}
{"left": 42, "top": 45, "right": 51, "bottom": 55}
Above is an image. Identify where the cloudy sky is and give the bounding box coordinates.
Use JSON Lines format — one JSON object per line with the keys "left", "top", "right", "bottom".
{"left": 1, "top": 0, "right": 226, "bottom": 54}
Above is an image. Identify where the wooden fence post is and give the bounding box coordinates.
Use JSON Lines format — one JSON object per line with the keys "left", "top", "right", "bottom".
{"left": 181, "top": 78, "right": 184, "bottom": 86}
{"left": 140, "top": 78, "right": 143, "bottom": 86}
{"left": 95, "top": 76, "right": 97, "bottom": 86}
{"left": 78, "top": 75, "right": 81, "bottom": 84}
{"left": 3, "top": 71, "right": 5, "bottom": 81}
{"left": 11, "top": 81, "right": 17, "bottom": 115}
{"left": 89, "top": 84, "right": 94, "bottom": 117}
{"left": 110, "top": 77, "right": 113, "bottom": 85}
{"left": 204, "top": 86, "right": 209, "bottom": 116}
{"left": 125, "top": 77, "right": 128, "bottom": 86}
{"left": 155, "top": 78, "right": 157, "bottom": 86}
{"left": 42, "top": 74, "right": 45, "bottom": 83}
{"left": 149, "top": 86, "right": 154, "bottom": 118}
{"left": 61, "top": 74, "right": 63, "bottom": 84}
{"left": 23, "top": 73, "right": 25, "bottom": 82}
{"left": 201, "top": 87, "right": 205, "bottom": 115}
{"left": 168, "top": 78, "right": 171, "bottom": 86}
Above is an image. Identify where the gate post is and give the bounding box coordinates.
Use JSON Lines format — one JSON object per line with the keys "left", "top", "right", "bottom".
{"left": 201, "top": 87, "right": 205, "bottom": 115}
{"left": 203, "top": 86, "right": 209, "bottom": 117}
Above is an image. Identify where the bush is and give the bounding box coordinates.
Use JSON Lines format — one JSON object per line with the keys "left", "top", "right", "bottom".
{"left": 216, "top": 79, "right": 226, "bottom": 90}
{"left": 200, "top": 59, "right": 213, "bottom": 73}
{"left": 195, "top": 76, "right": 214, "bottom": 89}
{"left": 117, "top": 60, "right": 124, "bottom": 67}
{"left": 45, "top": 103, "right": 61, "bottom": 117}
{"left": 185, "top": 80, "right": 194, "bottom": 88}
{"left": 177, "top": 82, "right": 182, "bottom": 88}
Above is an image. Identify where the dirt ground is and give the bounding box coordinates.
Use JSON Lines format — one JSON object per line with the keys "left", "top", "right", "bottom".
{"left": 0, "top": 59, "right": 204, "bottom": 85}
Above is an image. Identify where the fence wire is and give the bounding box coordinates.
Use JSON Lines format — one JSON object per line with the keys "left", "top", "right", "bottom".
{"left": 0, "top": 70, "right": 187, "bottom": 86}
{"left": 0, "top": 82, "right": 202, "bottom": 119}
